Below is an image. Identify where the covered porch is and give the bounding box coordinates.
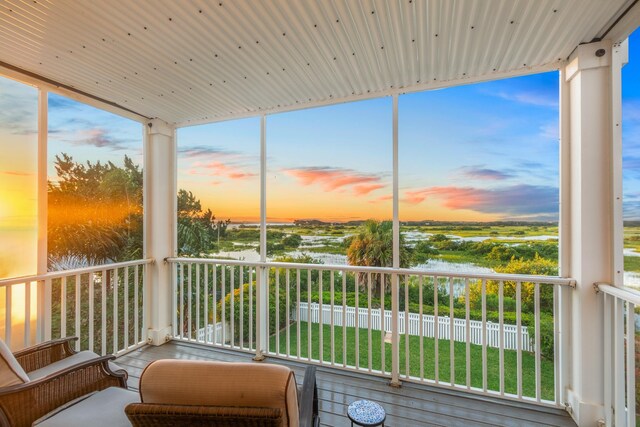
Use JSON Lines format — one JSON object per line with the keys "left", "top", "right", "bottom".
{"left": 1, "top": 1, "right": 640, "bottom": 426}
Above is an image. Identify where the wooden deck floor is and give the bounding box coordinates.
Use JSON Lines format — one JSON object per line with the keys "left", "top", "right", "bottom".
{"left": 116, "top": 341, "right": 576, "bottom": 427}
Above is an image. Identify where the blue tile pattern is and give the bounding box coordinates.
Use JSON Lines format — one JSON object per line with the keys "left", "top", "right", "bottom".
{"left": 347, "top": 399, "right": 386, "bottom": 426}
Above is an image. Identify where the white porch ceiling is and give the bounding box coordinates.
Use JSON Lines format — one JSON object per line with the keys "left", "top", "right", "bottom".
{"left": 0, "top": 0, "right": 634, "bottom": 126}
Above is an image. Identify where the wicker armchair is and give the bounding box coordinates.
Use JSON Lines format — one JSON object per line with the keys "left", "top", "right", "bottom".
{"left": 0, "top": 337, "right": 129, "bottom": 427}
{"left": 125, "top": 360, "right": 320, "bottom": 427}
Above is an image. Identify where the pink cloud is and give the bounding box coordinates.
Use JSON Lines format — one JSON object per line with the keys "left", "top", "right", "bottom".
{"left": 188, "top": 161, "right": 257, "bottom": 180}
{"left": 353, "top": 184, "right": 385, "bottom": 195}
{"left": 283, "top": 167, "right": 385, "bottom": 196}
{"left": 402, "top": 184, "right": 558, "bottom": 217}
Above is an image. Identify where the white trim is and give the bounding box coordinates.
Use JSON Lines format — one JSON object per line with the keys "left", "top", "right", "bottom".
{"left": 611, "top": 40, "right": 628, "bottom": 287}
{"left": 0, "top": 65, "right": 147, "bottom": 124}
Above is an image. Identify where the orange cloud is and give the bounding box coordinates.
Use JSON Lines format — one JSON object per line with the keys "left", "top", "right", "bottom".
{"left": 283, "top": 167, "right": 385, "bottom": 196}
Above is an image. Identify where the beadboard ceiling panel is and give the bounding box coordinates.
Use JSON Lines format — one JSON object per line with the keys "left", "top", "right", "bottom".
{"left": 0, "top": 0, "right": 633, "bottom": 125}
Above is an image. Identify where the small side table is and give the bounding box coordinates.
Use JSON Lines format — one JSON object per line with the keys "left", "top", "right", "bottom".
{"left": 347, "top": 399, "right": 386, "bottom": 427}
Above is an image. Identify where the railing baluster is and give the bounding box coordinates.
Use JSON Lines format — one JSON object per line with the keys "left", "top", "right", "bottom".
{"left": 43, "top": 278, "right": 52, "bottom": 342}
{"left": 553, "top": 283, "right": 561, "bottom": 405}
{"left": 286, "top": 268, "right": 291, "bottom": 357}
{"left": 24, "top": 282, "right": 30, "bottom": 348}
{"left": 419, "top": 275, "right": 424, "bottom": 381}
{"left": 187, "top": 264, "right": 192, "bottom": 341}
{"left": 275, "top": 268, "right": 280, "bottom": 355}
{"left": 305, "top": 269, "right": 311, "bottom": 361}
{"left": 113, "top": 268, "right": 119, "bottom": 352}
{"left": 449, "top": 276, "right": 454, "bottom": 385}
{"left": 61, "top": 277, "right": 67, "bottom": 339}
{"left": 516, "top": 281, "right": 522, "bottom": 399}
{"left": 204, "top": 264, "right": 209, "bottom": 344}
{"left": 355, "top": 273, "right": 359, "bottom": 370}
{"left": 535, "top": 282, "right": 541, "bottom": 402}
{"left": 296, "top": 269, "right": 301, "bottom": 359}
{"left": 405, "top": 275, "right": 410, "bottom": 379}
{"left": 319, "top": 270, "right": 323, "bottom": 364}
{"left": 465, "top": 278, "right": 470, "bottom": 389}
{"left": 135, "top": 265, "right": 139, "bottom": 345}
{"left": 379, "top": 273, "right": 384, "bottom": 374}
{"left": 434, "top": 276, "right": 439, "bottom": 384}
{"left": 221, "top": 265, "right": 226, "bottom": 346}
{"left": 367, "top": 272, "right": 372, "bottom": 372}
{"left": 124, "top": 266, "right": 129, "bottom": 349}
{"left": 614, "top": 297, "right": 625, "bottom": 427}
{"left": 250, "top": 267, "right": 254, "bottom": 350}
{"left": 213, "top": 264, "right": 217, "bottom": 345}
{"left": 626, "top": 301, "right": 636, "bottom": 427}
{"left": 196, "top": 264, "right": 200, "bottom": 343}
{"left": 230, "top": 266, "right": 235, "bottom": 348}
{"left": 88, "top": 272, "right": 94, "bottom": 353}
{"left": 481, "top": 279, "right": 487, "bottom": 392}
{"left": 342, "top": 271, "right": 347, "bottom": 368}
{"left": 499, "top": 280, "right": 504, "bottom": 396}
{"left": 330, "top": 270, "right": 334, "bottom": 366}
{"left": 75, "top": 274, "right": 80, "bottom": 351}
{"left": 603, "top": 293, "right": 612, "bottom": 423}
{"left": 101, "top": 270, "right": 106, "bottom": 355}
{"left": 240, "top": 266, "right": 244, "bottom": 350}
{"left": 179, "top": 264, "right": 184, "bottom": 340}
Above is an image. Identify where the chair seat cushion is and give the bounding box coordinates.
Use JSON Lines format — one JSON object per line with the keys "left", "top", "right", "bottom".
{"left": 33, "top": 386, "right": 139, "bottom": 427}
{"left": 27, "top": 350, "right": 123, "bottom": 380}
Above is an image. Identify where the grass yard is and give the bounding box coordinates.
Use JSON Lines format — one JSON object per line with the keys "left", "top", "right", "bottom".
{"left": 269, "top": 321, "right": 555, "bottom": 401}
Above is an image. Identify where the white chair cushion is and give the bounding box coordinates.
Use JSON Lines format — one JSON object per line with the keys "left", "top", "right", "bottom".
{"left": 0, "top": 338, "right": 29, "bottom": 387}
{"left": 33, "top": 386, "right": 139, "bottom": 427}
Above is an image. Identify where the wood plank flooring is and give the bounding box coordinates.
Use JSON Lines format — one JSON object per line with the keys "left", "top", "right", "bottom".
{"left": 116, "top": 342, "right": 576, "bottom": 427}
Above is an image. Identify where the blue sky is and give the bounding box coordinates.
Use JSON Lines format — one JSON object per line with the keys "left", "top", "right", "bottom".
{"left": 623, "top": 30, "right": 640, "bottom": 220}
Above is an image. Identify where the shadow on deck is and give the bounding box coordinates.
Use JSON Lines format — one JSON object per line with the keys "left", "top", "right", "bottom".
{"left": 116, "top": 341, "right": 576, "bottom": 427}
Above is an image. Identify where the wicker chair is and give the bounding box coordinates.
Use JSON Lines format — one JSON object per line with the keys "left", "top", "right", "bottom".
{"left": 0, "top": 337, "right": 130, "bottom": 427}
{"left": 125, "top": 359, "right": 320, "bottom": 427}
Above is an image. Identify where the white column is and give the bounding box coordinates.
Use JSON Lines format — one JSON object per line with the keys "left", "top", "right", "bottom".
{"left": 145, "top": 119, "right": 176, "bottom": 346}
{"left": 255, "top": 114, "right": 268, "bottom": 360}
{"left": 562, "top": 39, "right": 626, "bottom": 425}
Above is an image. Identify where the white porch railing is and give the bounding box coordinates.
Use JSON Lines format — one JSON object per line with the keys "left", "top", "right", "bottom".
{"left": 168, "top": 257, "right": 574, "bottom": 407}
{"left": 0, "top": 258, "right": 153, "bottom": 356}
{"left": 597, "top": 283, "right": 639, "bottom": 427}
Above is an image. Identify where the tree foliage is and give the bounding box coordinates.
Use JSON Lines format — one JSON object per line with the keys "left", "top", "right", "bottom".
{"left": 346, "top": 220, "right": 410, "bottom": 294}
{"left": 48, "top": 153, "right": 143, "bottom": 267}
{"left": 48, "top": 153, "right": 226, "bottom": 268}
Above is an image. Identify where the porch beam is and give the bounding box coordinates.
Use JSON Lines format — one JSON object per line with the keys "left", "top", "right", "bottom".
{"left": 145, "top": 119, "right": 177, "bottom": 345}
{"left": 562, "top": 39, "right": 625, "bottom": 426}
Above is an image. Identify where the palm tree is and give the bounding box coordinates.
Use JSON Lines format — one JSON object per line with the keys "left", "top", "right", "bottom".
{"left": 346, "top": 220, "right": 409, "bottom": 294}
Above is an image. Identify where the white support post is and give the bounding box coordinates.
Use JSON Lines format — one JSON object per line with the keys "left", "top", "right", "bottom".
{"left": 562, "top": 40, "right": 626, "bottom": 426}
{"left": 36, "top": 89, "right": 50, "bottom": 344}
{"left": 390, "top": 94, "right": 400, "bottom": 387}
{"left": 145, "top": 119, "right": 176, "bottom": 346}
{"left": 255, "top": 114, "right": 268, "bottom": 361}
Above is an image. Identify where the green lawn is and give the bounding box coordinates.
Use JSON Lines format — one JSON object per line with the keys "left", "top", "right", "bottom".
{"left": 269, "top": 321, "right": 555, "bottom": 401}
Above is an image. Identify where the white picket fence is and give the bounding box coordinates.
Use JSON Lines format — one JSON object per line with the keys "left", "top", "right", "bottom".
{"left": 296, "top": 302, "right": 533, "bottom": 352}
{"left": 197, "top": 322, "right": 227, "bottom": 344}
